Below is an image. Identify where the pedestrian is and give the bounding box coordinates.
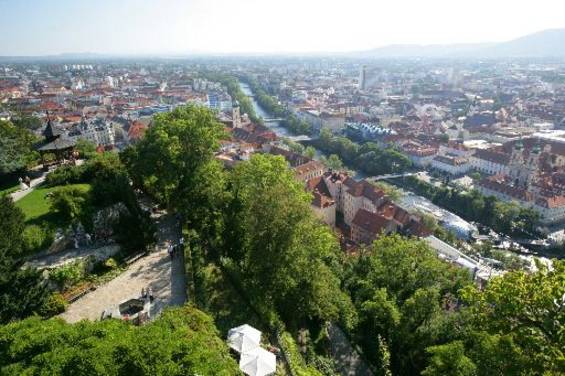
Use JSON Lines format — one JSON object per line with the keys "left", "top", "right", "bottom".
{"left": 18, "top": 177, "right": 27, "bottom": 190}
{"left": 167, "top": 243, "right": 173, "bottom": 259}
{"left": 148, "top": 287, "right": 154, "bottom": 302}
{"left": 24, "top": 176, "right": 31, "bottom": 188}
{"left": 141, "top": 287, "right": 146, "bottom": 298}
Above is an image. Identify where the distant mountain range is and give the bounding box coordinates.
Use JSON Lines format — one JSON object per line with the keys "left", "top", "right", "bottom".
{"left": 354, "top": 28, "right": 565, "bottom": 59}
{"left": 1, "top": 28, "right": 564, "bottom": 61}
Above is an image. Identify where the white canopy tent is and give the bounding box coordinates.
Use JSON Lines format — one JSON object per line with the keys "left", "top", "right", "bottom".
{"left": 227, "top": 324, "right": 262, "bottom": 354}
{"left": 239, "top": 347, "right": 277, "bottom": 376}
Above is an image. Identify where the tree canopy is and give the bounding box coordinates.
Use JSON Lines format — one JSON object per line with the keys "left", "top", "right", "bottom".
{"left": 0, "top": 120, "right": 39, "bottom": 174}
{"left": 227, "top": 154, "right": 354, "bottom": 328}
{"left": 0, "top": 195, "right": 48, "bottom": 324}
{"left": 0, "top": 305, "right": 239, "bottom": 375}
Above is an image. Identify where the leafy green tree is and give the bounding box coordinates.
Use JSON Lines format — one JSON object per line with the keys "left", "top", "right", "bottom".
{"left": 50, "top": 185, "right": 92, "bottom": 221}
{"left": 422, "top": 341, "right": 477, "bottom": 376}
{"left": 345, "top": 235, "right": 473, "bottom": 374}
{"left": 304, "top": 146, "right": 317, "bottom": 160}
{"left": 372, "top": 181, "right": 402, "bottom": 201}
{"left": 325, "top": 154, "right": 343, "bottom": 170}
{"left": 228, "top": 154, "right": 354, "bottom": 328}
{"left": 0, "top": 120, "right": 39, "bottom": 174}
{"left": 0, "top": 195, "right": 48, "bottom": 323}
{"left": 123, "top": 106, "right": 227, "bottom": 242}
{"left": 283, "top": 139, "right": 305, "bottom": 154}
{"left": 0, "top": 305, "right": 239, "bottom": 375}
{"left": 470, "top": 172, "right": 481, "bottom": 181}
{"left": 75, "top": 139, "right": 97, "bottom": 160}
{"left": 461, "top": 261, "right": 565, "bottom": 373}
{"left": 11, "top": 115, "right": 43, "bottom": 130}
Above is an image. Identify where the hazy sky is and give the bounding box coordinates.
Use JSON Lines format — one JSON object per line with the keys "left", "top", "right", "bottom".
{"left": 1, "top": 0, "right": 564, "bottom": 55}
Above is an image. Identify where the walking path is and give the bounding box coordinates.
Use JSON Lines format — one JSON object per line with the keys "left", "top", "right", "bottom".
{"left": 60, "top": 212, "right": 187, "bottom": 323}
{"left": 328, "top": 323, "right": 373, "bottom": 376}
{"left": 10, "top": 174, "right": 46, "bottom": 202}
{"left": 10, "top": 160, "right": 85, "bottom": 202}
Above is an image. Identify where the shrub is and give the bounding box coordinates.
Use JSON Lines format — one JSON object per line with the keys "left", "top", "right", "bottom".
{"left": 49, "top": 185, "right": 91, "bottom": 221}
{"left": 75, "top": 139, "right": 97, "bottom": 160}
{"left": 113, "top": 210, "right": 156, "bottom": 254}
{"left": 49, "top": 260, "right": 87, "bottom": 290}
{"left": 45, "top": 164, "right": 86, "bottom": 186}
{"left": 104, "top": 257, "right": 118, "bottom": 270}
{"left": 40, "top": 292, "right": 68, "bottom": 317}
{"left": 22, "top": 224, "right": 52, "bottom": 253}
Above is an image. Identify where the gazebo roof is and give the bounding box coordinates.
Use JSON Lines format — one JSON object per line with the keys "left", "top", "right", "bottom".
{"left": 36, "top": 137, "right": 76, "bottom": 152}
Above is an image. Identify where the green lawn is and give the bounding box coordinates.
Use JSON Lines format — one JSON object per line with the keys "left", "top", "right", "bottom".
{"left": 16, "top": 184, "right": 91, "bottom": 221}
{"left": 15, "top": 183, "right": 91, "bottom": 254}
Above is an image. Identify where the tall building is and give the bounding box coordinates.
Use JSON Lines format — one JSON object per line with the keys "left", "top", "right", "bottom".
{"left": 232, "top": 101, "right": 241, "bottom": 128}
{"left": 359, "top": 65, "right": 367, "bottom": 90}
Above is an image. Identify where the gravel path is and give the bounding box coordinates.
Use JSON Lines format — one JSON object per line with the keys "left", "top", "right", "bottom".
{"left": 60, "top": 213, "right": 187, "bottom": 323}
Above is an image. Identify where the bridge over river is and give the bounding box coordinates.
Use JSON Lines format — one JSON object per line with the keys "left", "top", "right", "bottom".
{"left": 366, "top": 171, "right": 422, "bottom": 181}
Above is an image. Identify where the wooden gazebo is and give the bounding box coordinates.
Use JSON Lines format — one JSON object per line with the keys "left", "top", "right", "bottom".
{"left": 36, "top": 118, "right": 77, "bottom": 169}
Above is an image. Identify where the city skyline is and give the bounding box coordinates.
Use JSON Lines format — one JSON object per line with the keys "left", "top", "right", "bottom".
{"left": 1, "top": 0, "right": 565, "bottom": 56}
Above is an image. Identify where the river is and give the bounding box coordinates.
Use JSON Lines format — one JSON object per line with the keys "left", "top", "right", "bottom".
{"left": 239, "top": 82, "right": 293, "bottom": 137}
{"left": 238, "top": 81, "right": 367, "bottom": 179}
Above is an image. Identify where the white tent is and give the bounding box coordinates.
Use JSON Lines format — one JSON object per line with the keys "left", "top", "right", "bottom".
{"left": 239, "top": 347, "right": 277, "bottom": 376}
{"left": 227, "top": 324, "right": 262, "bottom": 354}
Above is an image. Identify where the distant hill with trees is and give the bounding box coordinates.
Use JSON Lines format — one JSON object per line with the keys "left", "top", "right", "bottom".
{"left": 355, "top": 28, "right": 565, "bottom": 58}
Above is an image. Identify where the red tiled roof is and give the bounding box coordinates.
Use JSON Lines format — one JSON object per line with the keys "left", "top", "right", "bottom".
{"left": 352, "top": 209, "right": 392, "bottom": 235}
{"left": 474, "top": 149, "right": 510, "bottom": 165}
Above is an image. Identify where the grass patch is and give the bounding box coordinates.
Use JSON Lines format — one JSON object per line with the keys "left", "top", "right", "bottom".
{"left": 16, "top": 183, "right": 91, "bottom": 221}
{"left": 15, "top": 183, "right": 91, "bottom": 254}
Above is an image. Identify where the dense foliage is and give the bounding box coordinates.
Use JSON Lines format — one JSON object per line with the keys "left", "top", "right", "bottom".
{"left": 125, "top": 105, "right": 352, "bottom": 372}
{"left": 11, "top": 115, "right": 43, "bottom": 131}
{"left": 313, "top": 129, "right": 412, "bottom": 176}
{"left": 0, "top": 195, "right": 48, "bottom": 324}
{"left": 45, "top": 153, "right": 155, "bottom": 253}
{"left": 226, "top": 154, "right": 355, "bottom": 329}
{"left": 344, "top": 235, "right": 565, "bottom": 375}
{"left": 0, "top": 120, "right": 38, "bottom": 174}
{"left": 0, "top": 305, "right": 239, "bottom": 375}
{"left": 401, "top": 175, "right": 540, "bottom": 238}
{"left": 345, "top": 235, "right": 473, "bottom": 374}
{"left": 458, "top": 261, "right": 565, "bottom": 374}
{"left": 122, "top": 105, "right": 227, "bottom": 243}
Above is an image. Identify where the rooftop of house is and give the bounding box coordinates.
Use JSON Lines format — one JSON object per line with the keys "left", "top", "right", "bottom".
{"left": 352, "top": 209, "right": 391, "bottom": 234}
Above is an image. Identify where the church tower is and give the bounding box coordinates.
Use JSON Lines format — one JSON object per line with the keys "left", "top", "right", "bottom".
{"left": 232, "top": 100, "right": 241, "bottom": 128}
{"left": 509, "top": 140, "right": 528, "bottom": 187}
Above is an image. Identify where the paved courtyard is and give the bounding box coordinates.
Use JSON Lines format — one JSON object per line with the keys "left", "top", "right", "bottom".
{"left": 60, "top": 213, "right": 187, "bottom": 323}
